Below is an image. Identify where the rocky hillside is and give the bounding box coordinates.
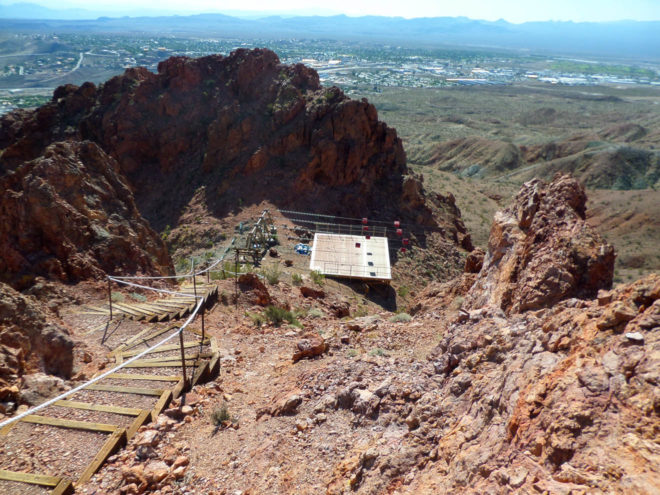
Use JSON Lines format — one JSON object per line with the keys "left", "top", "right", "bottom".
{"left": 0, "top": 140, "right": 172, "bottom": 288}
{"left": 0, "top": 282, "right": 73, "bottom": 408}
{"left": 420, "top": 123, "right": 660, "bottom": 189}
{"left": 77, "top": 175, "right": 658, "bottom": 495}
{"left": 0, "top": 49, "right": 470, "bottom": 411}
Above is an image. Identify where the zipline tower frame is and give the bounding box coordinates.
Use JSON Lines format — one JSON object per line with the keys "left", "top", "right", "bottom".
{"left": 235, "top": 209, "right": 277, "bottom": 265}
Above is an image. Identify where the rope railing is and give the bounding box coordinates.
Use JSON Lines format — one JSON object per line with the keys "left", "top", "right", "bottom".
{"left": 0, "top": 297, "right": 204, "bottom": 431}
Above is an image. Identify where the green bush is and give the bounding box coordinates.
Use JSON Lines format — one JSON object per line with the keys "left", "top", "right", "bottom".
{"left": 130, "top": 292, "right": 147, "bottom": 302}
{"left": 261, "top": 265, "right": 281, "bottom": 285}
{"left": 264, "top": 306, "right": 302, "bottom": 328}
{"left": 210, "top": 270, "right": 228, "bottom": 281}
{"left": 308, "top": 308, "right": 324, "bottom": 319}
{"left": 247, "top": 312, "right": 266, "bottom": 327}
{"left": 111, "top": 291, "right": 125, "bottom": 303}
{"left": 211, "top": 404, "right": 231, "bottom": 425}
{"left": 310, "top": 270, "right": 325, "bottom": 286}
{"left": 389, "top": 313, "right": 412, "bottom": 323}
{"left": 291, "top": 273, "right": 303, "bottom": 286}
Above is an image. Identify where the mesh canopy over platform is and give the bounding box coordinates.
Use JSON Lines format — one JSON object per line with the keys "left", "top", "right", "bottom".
{"left": 309, "top": 233, "right": 391, "bottom": 281}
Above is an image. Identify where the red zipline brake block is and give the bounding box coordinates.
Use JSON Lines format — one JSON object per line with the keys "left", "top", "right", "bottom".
{"left": 362, "top": 218, "right": 368, "bottom": 225}
{"left": 402, "top": 238, "right": 410, "bottom": 246}
{"left": 396, "top": 228, "right": 403, "bottom": 236}
{"left": 394, "top": 220, "right": 400, "bottom": 228}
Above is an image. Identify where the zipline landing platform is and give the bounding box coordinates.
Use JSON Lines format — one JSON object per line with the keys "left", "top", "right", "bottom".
{"left": 309, "top": 233, "right": 391, "bottom": 282}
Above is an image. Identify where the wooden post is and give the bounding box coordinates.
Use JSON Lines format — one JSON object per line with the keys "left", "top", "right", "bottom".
{"left": 234, "top": 249, "right": 239, "bottom": 308}
{"left": 179, "top": 330, "right": 187, "bottom": 388}
{"left": 107, "top": 278, "right": 113, "bottom": 321}
{"left": 201, "top": 310, "right": 205, "bottom": 346}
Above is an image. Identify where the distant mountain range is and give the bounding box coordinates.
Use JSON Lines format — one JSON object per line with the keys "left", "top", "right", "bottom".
{"left": 1, "top": 3, "right": 659, "bottom": 60}
{"left": 0, "top": 2, "right": 340, "bottom": 20}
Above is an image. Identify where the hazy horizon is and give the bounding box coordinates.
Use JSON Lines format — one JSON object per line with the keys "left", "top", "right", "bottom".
{"left": 1, "top": 0, "right": 659, "bottom": 23}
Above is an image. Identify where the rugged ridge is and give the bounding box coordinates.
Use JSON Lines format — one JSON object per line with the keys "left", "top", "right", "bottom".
{"left": 0, "top": 49, "right": 458, "bottom": 242}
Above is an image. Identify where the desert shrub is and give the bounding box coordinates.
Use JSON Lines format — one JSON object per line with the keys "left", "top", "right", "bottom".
{"left": 211, "top": 404, "right": 231, "bottom": 426}
{"left": 264, "top": 306, "right": 301, "bottom": 328}
{"left": 397, "top": 285, "right": 410, "bottom": 298}
{"left": 389, "top": 312, "right": 412, "bottom": 323}
{"left": 210, "top": 270, "right": 228, "bottom": 281}
{"left": 111, "top": 291, "right": 125, "bottom": 303}
{"left": 449, "top": 296, "right": 464, "bottom": 311}
{"left": 130, "top": 292, "right": 147, "bottom": 302}
{"left": 262, "top": 265, "right": 281, "bottom": 285}
{"left": 291, "top": 273, "right": 303, "bottom": 286}
{"left": 352, "top": 305, "right": 369, "bottom": 318}
{"left": 310, "top": 270, "right": 325, "bottom": 286}
{"left": 308, "top": 308, "right": 324, "bottom": 319}
{"left": 247, "top": 312, "right": 266, "bottom": 327}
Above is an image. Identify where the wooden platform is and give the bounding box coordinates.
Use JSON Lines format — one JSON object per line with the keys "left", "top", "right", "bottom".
{"left": 309, "top": 233, "right": 391, "bottom": 281}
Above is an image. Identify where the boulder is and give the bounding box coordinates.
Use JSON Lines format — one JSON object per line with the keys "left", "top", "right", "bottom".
{"left": 292, "top": 333, "right": 328, "bottom": 362}
{"left": 300, "top": 286, "right": 325, "bottom": 299}
{"left": 464, "top": 247, "right": 485, "bottom": 274}
{"left": 238, "top": 273, "right": 271, "bottom": 306}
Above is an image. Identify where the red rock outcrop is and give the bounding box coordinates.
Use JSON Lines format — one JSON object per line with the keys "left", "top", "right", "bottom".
{"left": 0, "top": 282, "right": 73, "bottom": 396}
{"left": 0, "top": 140, "right": 173, "bottom": 287}
{"left": 395, "top": 274, "right": 660, "bottom": 494}
{"left": 0, "top": 49, "right": 466, "bottom": 250}
{"left": 464, "top": 174, "right": 615, "bottom": 314}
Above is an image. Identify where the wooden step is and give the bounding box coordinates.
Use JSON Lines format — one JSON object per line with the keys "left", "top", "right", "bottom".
{"left": 16, "top": 414, "right": 119, "bottom": 433}
{"left": 83, "top": 384, "right": 164, "bottom": 396}
{"left": 53, "top": 400, "right": 143, "bottom": 416}
{"left": 77, "top": 428, "right": 126, "bottom": 485}
{"left": 130, "top": 352, "right": 211, "bottom": 364}
{"left": 107, "top": 373, "right": 181, "bottom": 382}
{"left": 0, "top": 469, "right": 62, "bottom": 487}
{"left": 122, "top": 360, "right": 200, "bottom": 369}
{"left": 120, "top": 340, "right": 209, "bottom": 358}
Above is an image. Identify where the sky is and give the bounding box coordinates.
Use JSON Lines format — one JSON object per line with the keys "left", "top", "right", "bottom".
{"left": 8, "top": 0, "right": 660, "bottom": 23}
